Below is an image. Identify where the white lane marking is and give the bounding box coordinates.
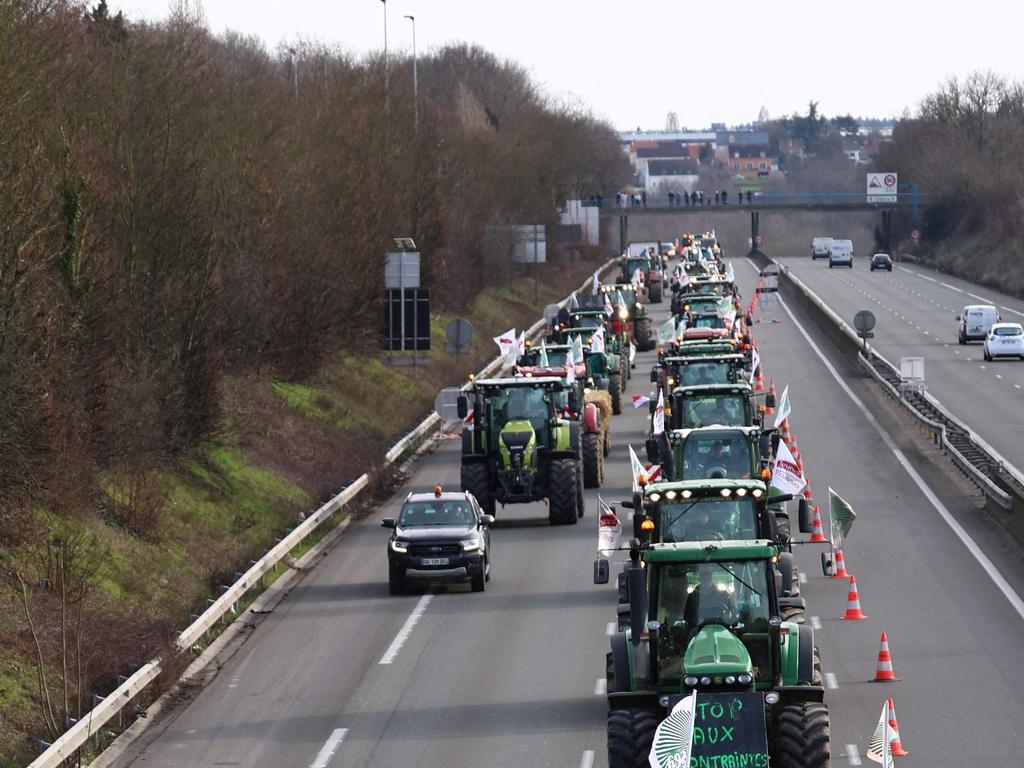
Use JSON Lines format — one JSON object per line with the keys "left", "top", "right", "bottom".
{"left": 846, "top": 743, "right": 863, "bottom": 766}
{"left": 378, "top": 595, "right": 433, "bottom": 665}
{"left": 920, "top": 274, "right": 937, "bottom": 282}
{"left": 898, "top": 266, "right": 915, "bottom": 275}
{"left": 758, "top": 262, "right": 1024, "bottom": 623}
{"left": 311, "top": 728, "right": 348, "bottom": 768}
{"left": 606, "top": 621, "right": 617, "bottom": 636}
{"left": 969, "top": 292, "right": 995, "bottom": 303}
{"left": 810, "top": 615, "right": 822, "bottom": 630}
{"left": 980, "top": 365, "right": 987, "bottom": 370}
{"left": 1001, "top": 305, "right": 1024, "bottom": 318}
{"left": 997, "top": 374, "right": 1003, "bottom": 379}
{"left": 825, "top": 672, "right": 838, "bottom": 690}
{"left": 580, "top": 750, "right": 596, "bottom": 768}
{"left": 1016, "top": 384, "right": 1022, "bottom": 390}
{"left": 941, "top": 281, "right": 963, "bottom": 293}
{"left": 595, "top": 678, "right": 607, "bottom": 695}
{"left": 798, "top": 571, "right": 807, "bottom": 584}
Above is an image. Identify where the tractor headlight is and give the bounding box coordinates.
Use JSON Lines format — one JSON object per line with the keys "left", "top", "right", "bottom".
{"left": 725, "top": 675, "right": 736, "bottom": 685}
{"left": 765, "top": 691, "right": 780, "bottom": 704}
{"left": 752, "top": 489, "right": 763, "bottom": 498}
{"left": 618, "top": 307, "right": 628, "bottom": 320}
{"left": 738, "top": 673, "right": 753, "bottom": 685}
{"left": 700, "top": 676, "right": 712, "bottom": 686}
{"left": 736, "top": 488, "right": 747, "bottom": 497}
{"left": 648, "top": 493, "right": 661, "bottom": 503}
{"left": 665, "top": 490, "right": 677, "bottom": 500}
{"left": 391, "top": 541, "right": 409, "bottom": 553}
{"left": 659, "top": 695, "right": 671, "bottom": 708}
{"left": 684, "top": 676, "right": 699, "bottom": 687}
{"left": 682, "top": 490, "right": 692, "bottom": 499}
{"left": 461, "top": 538, "right": 480, "bottom": 552}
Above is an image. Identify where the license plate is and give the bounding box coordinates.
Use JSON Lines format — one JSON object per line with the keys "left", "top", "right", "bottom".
{"left": 420, "top": 557, "right": 449, "bottom": 566}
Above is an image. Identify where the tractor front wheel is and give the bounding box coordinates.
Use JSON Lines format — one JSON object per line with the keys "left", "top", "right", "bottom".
{"left": 583, "top": 432, "right": 604, "bottom": 488}
{"left": 609, "top": 372, "right": 623, "bottom": 414}
{"left": 461, "top": 462, "right": 495, "bottom": 516}
{"left": 634, "top": 317, "right": 654, "bottom": 351}
{"left": 608, "top": 709, "right": 659, "bottom": 768}
{"left": 774, "top": 702, "right": 831, "bottom": 768}
{"left": 548, "top": 458, "right": 579, "bottom": 525}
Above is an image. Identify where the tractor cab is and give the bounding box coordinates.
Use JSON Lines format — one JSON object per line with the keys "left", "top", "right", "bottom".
{"left": 669, "top": 382, "right": 762, "bottom": 430}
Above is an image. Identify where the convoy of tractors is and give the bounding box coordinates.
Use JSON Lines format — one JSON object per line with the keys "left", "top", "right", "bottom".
{"left": 439, "top": 233, "right": 831, "bottom": 767}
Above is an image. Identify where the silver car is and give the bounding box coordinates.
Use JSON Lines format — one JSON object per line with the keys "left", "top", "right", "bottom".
{"left": 983, "top": 322, "right": 1024, "bottom": 361}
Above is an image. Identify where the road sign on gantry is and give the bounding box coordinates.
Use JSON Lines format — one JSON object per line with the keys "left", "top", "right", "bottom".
{"left": 867, "top": 172, "right": 898, "bottom": 203}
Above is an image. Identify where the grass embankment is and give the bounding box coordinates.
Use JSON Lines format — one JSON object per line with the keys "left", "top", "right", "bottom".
{"left": 907, "top": 234, "right": 1024, "bottom": 298}
{"left": 0, "top": 251, "right": 605, "bottom": 764}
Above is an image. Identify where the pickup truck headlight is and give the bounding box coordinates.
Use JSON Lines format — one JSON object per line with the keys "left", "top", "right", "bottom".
{"left": 391, "top": 541, "right": 409, "bottom": 553}
{"left": 461, "top": 538, "right": 480, "bottom": 552}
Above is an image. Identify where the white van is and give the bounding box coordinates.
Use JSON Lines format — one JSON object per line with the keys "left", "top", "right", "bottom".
{"left": 811, "top": 237, "right": 833, "bottom": 260}
{"left": 828, "top": 239, "right": 853, "bottom": 268}
{"left": 957, "top": 304, "right": 1000, "bottom": 344}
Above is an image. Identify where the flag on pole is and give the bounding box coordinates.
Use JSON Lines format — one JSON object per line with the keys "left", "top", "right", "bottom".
{"left": 653, "top": 390, "right": 665, "bottom": 435}
{"left": 749, "top": 347, "right": 761, "bottom": 385}
{"left": 494, "top": 328, "right": 517, "bottom": 357}
{"left": 828, "top": 487, "right": 858, "bottom": 547}
{"left": 592, "top": 272, "right": 600, "bottom": 295}
{"left": 603, "top": 291, "right": 614, "bottom": 316}
{"left": 725, "top": 261, "right": 735, "bottom": 283}
{"left": 572, "top": 334, "right": 585, "bottom": 361}
{"left": 648, "top": 690, "right": 697, "bottom": 768}
{"left": 565, "top": 347, "right": 576, "bottom": 385}
{"left": 516, "top": 330, "right": 526, "bottom": 356}
{"left": 658, "top": 317, "right": 677, "bottom": 344}
{"left": 628, "top": 444, "right": 646, "bottom": 492}
{"left": 770, "top": 438, "right": 805, "bottom": 496}
{"left": 866, "top": 700, "right": 894, "bottom": 768}
{"left": 539, "top": 338, "right": 550, "bottom": 367}
{"left": 504, "top": 341, "right": 519, "bottom": 371}
{"left": 591, "top": 325, "right": 605, "bottom": 355}
{"left": 616, "top": 290, "right": 626, "bottom": 312}
{"left": 598, "top": 496, "right": 622, "bottom": 556}
{"left": 569, "top": 293, "right": 579, "bottom": 310}
{"left": 773, "top": 384, "right": 792, "bottom": 428}
{"left": 629, "top": 340, "right": 636, "bottom": 363}
{"left": 632, "top": 394, "right": 651, "bottom": 409}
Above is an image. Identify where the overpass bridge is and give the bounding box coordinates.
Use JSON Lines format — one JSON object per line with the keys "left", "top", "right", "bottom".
{"left": 591, "top": 191, "right": 926, "bottom": 254}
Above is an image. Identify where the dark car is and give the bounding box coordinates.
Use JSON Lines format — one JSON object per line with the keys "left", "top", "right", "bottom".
{"left": 870, "top": 253, "right": 893, "bottom": 271}
{"left": 382, "top": 487, "right": 493, "bottom": 594}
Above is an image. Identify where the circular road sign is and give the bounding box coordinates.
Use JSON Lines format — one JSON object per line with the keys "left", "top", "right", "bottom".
{"left": 853, "top": 310, "right": 876, "bottom": 334}
{"left": 445, "top": 318, "right": 473, "bottom": 346}
{"left": 883, "top": 173, "right": 897, "bottom": 188}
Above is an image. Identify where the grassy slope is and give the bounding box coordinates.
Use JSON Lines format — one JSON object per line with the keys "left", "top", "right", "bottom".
{"left": 0, "top": 251, "right": 606, "bottom": 764}
{"left": 908, "top": 233, "right": 1024, "bottom": 299}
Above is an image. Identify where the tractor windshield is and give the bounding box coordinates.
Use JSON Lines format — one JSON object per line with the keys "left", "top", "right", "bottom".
{"left": 658, "top": 497, "right": 758, "bottom": 542}
{"left": 653, "top": 560, "right": 772, "bottom": 684}
{"left": 520, "top": 347, "right": 570, "bottom": 367}
{"left": 675, "top": 393, "right": 749, "bottom": 428}
{"left": 625, "top": 258, "right": 649, "bottom": 280}
{"left": 586, "top": 353, "right": 609, "bottom": 378}
{"left": 679, "top": 434, "right": 753, "bottom": 479}
{"left": 486, "top": 387, "right": 550, "bottom": 447}
{"left": 689, "top": 315, "right": 726, "bottom": 330}
{"left": 570, "top": 313, "right": 605, "bottom": 330}
{"left": 691, "top": 283, "right": 722, "bottom": 296}
{"left": 678, "top": 361, "right": 732, "bottom": 387}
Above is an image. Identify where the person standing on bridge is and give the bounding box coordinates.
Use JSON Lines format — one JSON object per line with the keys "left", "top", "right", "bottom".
{"left": 722, "top": 190, "right": 728, "bottom": 205}
{"left": 747, "top": 190, "right": 752, "bottom": 204}
{"left": 641, "top": 191, "right": 647, "bottom": 209}
{"left": 714, "top": 191, "right": 720, "bottom": 205}
{"left": 698, "top": 190, "right": 704, "bottom": 205}
{"left": 668, "top": 191, "right": 675, "bottom": 207}
{"left": 684, "top": 191, "right": 690, "bottom": 206}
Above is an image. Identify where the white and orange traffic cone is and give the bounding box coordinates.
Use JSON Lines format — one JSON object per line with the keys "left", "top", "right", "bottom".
{"left": 803, "top": 481, "right": 814, "bottom": 501}
{"left": 754, "top": 368, "right": 765, "bottom": 392}
{"left": 809, "top": 505, "right": 828, "bottom": 542}
{"left": 767, "top": 378, "right": 777, "bottom": 414}
{"left": 887, "top": 696, "right": 910, "bottom": 755}
{"left": 831, "top": 548, "right": 849, "bottom": 578}
{"left": 842, "top": 575, "right": 868, "bottom": 620}
{"left": 872, "top": 631, "right": 897, "bottom": 679}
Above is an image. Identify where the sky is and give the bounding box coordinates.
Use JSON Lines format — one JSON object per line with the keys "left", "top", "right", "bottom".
{"left": 109, "top": 0, "right": 1024, "bottom": 130}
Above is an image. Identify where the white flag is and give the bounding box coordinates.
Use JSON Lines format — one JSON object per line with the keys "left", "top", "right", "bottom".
{"left": 866, "top": 700, "right": 894, "bottom": 768}
{"left": 725, "top": 261, "right": 735, "bottom": 283}
{"left": 770, "top": 438, "right": 805, "bottom": 496}
{"left": 539, "top": 338, "right": 550, "bottom": 367}
{"left": 658, "top": 317, "right": 677, "bottom": 344}
{"left": 597, "top": 496, "right": 622, "bottom": 556}
{"left": 591, "top": 325, "right": 605, "bottom": 355}
{"left": 629, "top": 340, "right": 636, "bottom": 363}
{"left": 591, "top": 272, "right": 600, "bottom": 295}
{"left": 572, "top": 334, "right": 585, "bottom": 361}
{"left": 494, "top": 328, "right": 517, "bottom": 356}
{"left": 504, "top": 341, "right": 519, "bottom": 371}
{"left": 628, "top": 444, "right": 646, "bottom": 492}
{"left": 773, "top": 384, "right": 791, "bottom": 429}
{"left": 565, "top": 347, "right": 576, "bottom": 385}
{"left": 616, "top": 290, "right": 626, "bottom": 311}
{"left": 749, "top": 347, "right": 761, "bottom": 385}
{"left": 603, "top": 291, "right": 614, "bottom": 316}
{"left": 649, "top": 690, "right": 696, "bottom": 768}
{"left": 653, "top": 390, "right": 665, "bottom": 435}
{"left": 516, "top": 331, "right": 526, "bottom": 356}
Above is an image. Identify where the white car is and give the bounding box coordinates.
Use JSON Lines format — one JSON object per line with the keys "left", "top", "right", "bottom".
{"left": 983, "top": 322, "right": 1024, "bottom": 361}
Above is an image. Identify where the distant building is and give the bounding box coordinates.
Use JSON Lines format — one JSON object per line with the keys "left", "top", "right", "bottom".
{"left": 645, "top": 159, "right": 699, "bottom": 196}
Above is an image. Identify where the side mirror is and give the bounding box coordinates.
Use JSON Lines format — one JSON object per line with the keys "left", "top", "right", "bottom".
{"left": 479, "top": 514, "right": 495, "bottom": 526}
{"left": 381, "top": 517, "right": 397, "bottom": 529}
{"left": 955, "top": 315, "right": 961, "bottom": 322}
{"left": 568, "top": 389, "right": 580, "bottom": 412}
{"left": 777, "top": 551, "right": 795, "bottom": 596}
{"left": 797, "top": 498, "right": 814, "bottom": 534}
{"left": 766, "top": 392, "right": 777, "bottom": 410}
{"left": 457, "top": 396, "right": 469, "bottom": 420}
{"left": 758, "top": 433, "right": 772, "bottom": 459}
{"left": 771, "top": 431, "right": 781, "bottom": 454}
{"left": 593, "top": 559, "right": 610, "bottom": 585}
{"left": 645, "top": 438, "right": 659, "bottom": 465}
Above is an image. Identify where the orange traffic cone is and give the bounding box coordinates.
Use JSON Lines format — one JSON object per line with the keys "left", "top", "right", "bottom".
{"left": 754, "top": 369, "right": 765, "bottom": 392}
{"left": 831, "top": 548, "right": 849, "bottom": 578}
{"left": 886, "top": 697, "right": 910, "bottom": 755}
{"left": 842, "top": 575, "right": 868, "bottom": 620}
{"left": 767, "top": 378, "right": 777, "bottom": 414}
{"left": 802, "top": 481, "right": 813, "bottom": 501}
{"left": 872, "top": 631, "right": 897, "bottom": 679}
{"left": 809, "top": 504, "right": 828, "bottom": 542}
{"left": 780, "top": 418, "right": 791, "bottom": 444}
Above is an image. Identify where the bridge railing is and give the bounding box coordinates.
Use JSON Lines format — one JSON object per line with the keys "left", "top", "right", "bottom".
{"left": 583, "top": 192, "right": 924, "bottom": 210}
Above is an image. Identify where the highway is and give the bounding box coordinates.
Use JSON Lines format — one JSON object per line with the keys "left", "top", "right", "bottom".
{"left": 105, "top": 253, "right": 1024, "bottom": 767}
{"left": 776, "top": 253, "right": 1024, "bottom": 472}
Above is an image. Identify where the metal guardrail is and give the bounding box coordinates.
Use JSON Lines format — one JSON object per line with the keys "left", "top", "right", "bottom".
{"left": 31, "top": 257, "right": 621, "bottom": 768}
{"left": 585, "top": 192, "right": 925, "bottom": 211}
{"left": 774, "top": 258, "right": 1020, "bottom": 510}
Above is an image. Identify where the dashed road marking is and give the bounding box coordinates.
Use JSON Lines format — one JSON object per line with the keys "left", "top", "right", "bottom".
{"left": 606, "top": 621, "right": 616, "bottom": 636}
{"left": 810, "top": 615, "right": 822, "bottom": 630}
{"left": 595, "top": 678, "right": 607, "bottom": 695}
{"left": 311, "top": 728, "right": 349, "bottom": 768}
{"left": 379, "top": 595, "right": 432, "bottom": 665}
{"left": 1001, "top": 305, "right": 1024, "bottom": 318}
{"left": 798, "top": 571, "right": 807, "bottom": 584}
{"left": 969, "top": 292, "right": 995, "bottom": 303}
{"left": 825, "top": 672, "right": 838, "bottom": 690}
{"left": 941, "top": 281, "right": 963, "bottom": 293}
{"left": 580, "top": 750, "right": 596, "bottom": 768}
{"left": 846, "top": 744, "right": 863, "bottom": 766}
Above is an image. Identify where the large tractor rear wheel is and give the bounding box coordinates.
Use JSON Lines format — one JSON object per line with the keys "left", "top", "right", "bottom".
{"left": 649, "top": 279, "right": 663, "bottom": 304}
{"left": 583, "top": 432, "right": 604, "bottom": 488}
{"left": 461, "top": 462, "right": 495, "bottom": 516}
{"left": 548, "top": 458, "right": 579, "bottom": 525}
{"left": 608, "top": 708, "right": 659, "bottom": 768}
{"left": 634, "top": 317, "right": 654, "bottom": 351}
{"left": 775, "top": 702, "right": 830, "bottom": 768}
{"left": 609, "top": 372, "right": 623, "bottom": 414}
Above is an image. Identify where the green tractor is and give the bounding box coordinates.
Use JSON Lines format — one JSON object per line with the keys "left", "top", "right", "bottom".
{"left": 666, "top": 381, "right": 770, "bottom": 431}
{"left": 650, "top": 352, "right": 750, "bottom": 405}
{"left": 600, "top": 283, "right": 656, "bottom": 351}
{"left": 596, "top": 539, "right": 828, "bottom": 768}
{"left": 458, "top": 377, "right": 583, "bottom": 525}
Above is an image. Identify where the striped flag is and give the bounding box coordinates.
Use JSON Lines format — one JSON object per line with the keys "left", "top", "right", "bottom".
{"left": 649, "top": 691, "right": 696, "bottom": 768}
{"left": 632, "top": 394, "right": 651, "bottom": 409}
{"left": 866, "top": 700, "right": 894, "bottom": 767}
{"left": 598, "top": 496, "right": 621, "bottom": 555}
{"left": 829, "top": 487, "right": 858, "bottom": 546}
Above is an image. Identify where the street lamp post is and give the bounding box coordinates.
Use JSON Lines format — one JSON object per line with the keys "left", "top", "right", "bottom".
{"left": 404, "top": 14, "right": 417, "bottom": 130}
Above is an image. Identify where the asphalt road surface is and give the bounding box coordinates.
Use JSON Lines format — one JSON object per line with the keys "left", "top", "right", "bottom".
{"left": 777, "top": 253, "right": 1024, "bottom": 473}
{"left": 107, "top": 253, "right": 1024, "bottom": 768}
